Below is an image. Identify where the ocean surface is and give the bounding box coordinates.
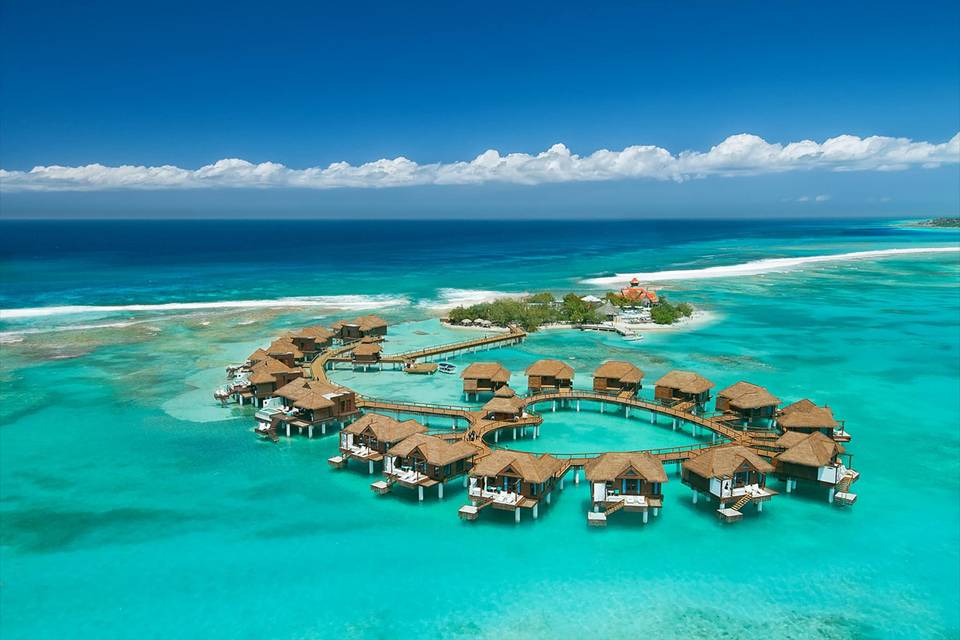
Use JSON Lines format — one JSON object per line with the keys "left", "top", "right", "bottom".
{"left": 1, "top": 218, "right": 958, "bottom": 639}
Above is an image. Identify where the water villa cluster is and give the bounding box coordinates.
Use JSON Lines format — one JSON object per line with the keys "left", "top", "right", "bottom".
{"left": 216, "top": 315, "right": 860, "bottom": 526}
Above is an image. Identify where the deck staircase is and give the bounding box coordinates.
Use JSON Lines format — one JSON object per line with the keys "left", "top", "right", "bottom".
{"left": 604, "top": 500, "right": 627, "bottom": 516}
{"left": 836, "top": 470, "right": 859, "bottom": 493}
{"left": 730, "top": 493, "right": 752, "bottom": 512}
{"left": 474, "top": 496, "right": 495, "bottom": 510}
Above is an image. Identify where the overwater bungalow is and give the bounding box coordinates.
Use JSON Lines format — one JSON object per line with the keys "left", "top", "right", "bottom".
{"left": 351, "top": 341, "right": 383, "bottom": 369}
{"left": 481, "top": 386, "right": 526, "bottom": 420}
{"left": 654, "top": 370, "right": 715, "bottom": 412}
{"left": 681, "top": 445, "right": 776, "bottom": 522}
{"left": 460, "top": 362, "right": 511, "bottom": 400}
{"left": 584, "top": 452, "right": 667, "bottom": 526}
{"left": 592, "top": 361, "right": 644, "bottom": 397}
{"left": 777, "top": 399, "right": 849, "bottom": 442}
{"left": 255, "top": 378, "right": 359, "bottom": 438}
{"left": 715, "top": 381, "right": 780, "bottom": 428}
{"left": 374, "top": 433, "right": 480, "bottom": 500}
{"left": 264, "top": 337, "right": 304, "bottom": 367}
{"left": 774, "top": 431, "right": 858, "bottom": 505}
{"left": 331, "top": 314, "right": 388, "bottom": 342}
{"left": 461, "top": 450, "right": 566, "bottom": 522}
{"left": 332, "top": 414, "right": 428, "bottom": 474}
{"left": 246, "top": 356, "right": 303, "bottom": 407}
{"left": 287, "top": 325, "right": 335, "bottom": 361}
{"left": 525, "top": 359, "right": 574, "bottom": 394}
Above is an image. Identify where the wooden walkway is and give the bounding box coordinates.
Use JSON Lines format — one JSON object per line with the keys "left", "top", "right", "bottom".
{"left": 293, "top": 328, "right": 789, "bottom": 479}
{"left": 518, "top": 390, "right": 748, "bottom": 443}
{"left": 317, "top": 326, "right": 527, "bottom": 368}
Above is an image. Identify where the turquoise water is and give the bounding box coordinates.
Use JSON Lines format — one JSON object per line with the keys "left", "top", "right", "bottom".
{"left": 1, "top": 219, "right": 959, "bottom": 638}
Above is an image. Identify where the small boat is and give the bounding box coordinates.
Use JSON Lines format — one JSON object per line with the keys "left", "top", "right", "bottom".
{"left": 437, "top": 362, "right": 457, "bottom": 374}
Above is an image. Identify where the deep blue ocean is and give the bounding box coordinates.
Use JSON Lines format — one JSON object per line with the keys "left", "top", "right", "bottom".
{"left": 1, "top": 218, "right": 958, "bottom": 639}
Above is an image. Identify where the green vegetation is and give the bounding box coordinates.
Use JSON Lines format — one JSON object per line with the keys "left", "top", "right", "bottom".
{"left": 447, "top": 291, "right": 696, "bottom": 330}
{"left": 917, "top": 217, "right": 960, "bottom": 228}
{"left": 650, "top": 297, "right": 695, "bottom": 325}
{"left": 447, "top": 292, "right": 600, "bottom": 331}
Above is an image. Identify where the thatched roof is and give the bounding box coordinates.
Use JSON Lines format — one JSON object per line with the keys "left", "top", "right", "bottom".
{"left": 470, "top": 450, "right": 563, "bottom": 484}
{"left": 778, "top": 399, "right": 839, "bottom": 429}
{"left": 387, "top": 433, "right": 479, "bottom": 466}
{"left": 332, "top": 315, "right": 388, "bottom": 332}
{"left": 525, "top": 359, "right": 574, "bottom": 379}
{"left": 266, "top": 337, "right": 304, "bottom": 360}
{"left": 483, "top": 394, "right": 525, "bottom": 416}
{"left": 274, "top": 378, "right": 349, "bottom": 403}
{"left": 292, "top": 391, "right": 335, "bottom": 410}
{"left": 598, "top": 301, "right": 619, "bottom": 316}
{"left": 246, "top": 348, "right": 271, "bottom": 364}
{"left": 292, "top": 325, "right": 335, "bottom": 340}
{"left": 584, "top": 452, "right": 668, "bottom": 483}
{"left": 776, "top": 431, "right": 844, "bottom": 468}
{"left": 247, "top": 356, "right": 298, "bottom": 384}
{"left": 352, "top": 342, "right": 382, "bottom": 357}
{"left": 494, "top": 386, "right": 517, "bottom": 398}
{"left": 343, "top": 414, "right": 427, "bottom": 442}
{"left": 594, "top": 361, "right": 644, "bottom": 383}
{"left": 460, "top": 362, "right": 511, "bottom": 383}
{"left": 655, "top": 370, "right": 715, "bottom": 394}
{"left": 717, "top": 381, "right": 780, "bottom": 410}
{"left": 683, "top": 445, "right": 773, "bottom": 478}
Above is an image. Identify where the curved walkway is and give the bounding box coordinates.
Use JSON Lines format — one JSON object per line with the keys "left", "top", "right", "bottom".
{"left": 298, "top": 328, "right": 772, "bottom": 468}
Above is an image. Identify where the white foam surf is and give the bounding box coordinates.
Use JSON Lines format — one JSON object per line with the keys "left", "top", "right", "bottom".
{"left": 0, "top": 294, "right": 410, "bottom": 321}
{"left": 582, "top": 247, "right": 960, "bottom": 285}
{"left": 421, "top": 288, "right": 529, "bottom": 310}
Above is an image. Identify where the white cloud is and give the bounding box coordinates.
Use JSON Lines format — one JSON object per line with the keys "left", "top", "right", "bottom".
{"left": 1, "top": 132, "right": 957, "bottom": 192}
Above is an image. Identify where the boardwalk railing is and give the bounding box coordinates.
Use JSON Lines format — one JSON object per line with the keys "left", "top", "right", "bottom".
{"left": 519, "top": 389, "right": 747, "bottom": 443}
{"left": 499, "top": 440, "right": 728, "bottom": 465}
{"left": 391, "top": 328, "right": 526, "bottom": 361}
{"left": 357, "top": 396, "right": 475, "bottom": 417}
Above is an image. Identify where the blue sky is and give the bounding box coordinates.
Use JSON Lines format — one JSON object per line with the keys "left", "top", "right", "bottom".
{"left": 1, "top": 1, "right": 958, "bottom": 218}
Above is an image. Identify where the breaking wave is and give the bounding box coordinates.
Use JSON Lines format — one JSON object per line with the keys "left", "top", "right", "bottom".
{"left": 0, "top": 294, "right": 410, "bottom": 321}
{"left": 582, "top": 247, "right": 960, "bottom": 285}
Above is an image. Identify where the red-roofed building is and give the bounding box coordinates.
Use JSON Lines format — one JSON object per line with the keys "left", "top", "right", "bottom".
{"left": 619, "top": 279, "right": 659, "bottom": 306}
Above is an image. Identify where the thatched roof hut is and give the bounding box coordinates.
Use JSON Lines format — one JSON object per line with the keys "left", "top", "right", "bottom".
{"left": 525, "top": 359, "right": 574, "bottom": 379}
{"left": 342, "top": 414, "right": 426, "bottom": 443}
{"left": 655, "top": 370, "right": 715, "bottom": 395}
{"left": 482, "top": 386, "right": 525, "bottom": 417}
{"left": 683, "top": 445, "right": 773, "bottom": 479}
{"left": 584, "top": 452, "right": 668, "bottom": 483}
{"left": 461, "top": 362, "right": 511, "bottom": 383}
{"left": 470, "top": 450, "right": 563, "bottom": 484}
{"left": 776, "top": 431, "right": 844, "bottom": 468}
{"left": 387, "top": 433, "right": 479, "bottom": 467}
{"left": 717, "top": 381, "right": 780, "bottom": 411}
{"left": 777, "top": 399, "right": 839, "bottom": 431}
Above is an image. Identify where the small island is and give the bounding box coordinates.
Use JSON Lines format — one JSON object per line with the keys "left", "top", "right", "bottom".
{"left": 444, "top": 279, "right": 695, "bottom": 333}
{"left": 910, "top": 217, "right": 960, "bottom": 228}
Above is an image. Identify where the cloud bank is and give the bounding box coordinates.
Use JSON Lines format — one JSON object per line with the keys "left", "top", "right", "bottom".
{"left": 1, "top": 132, "right": 957, "bottom": 192}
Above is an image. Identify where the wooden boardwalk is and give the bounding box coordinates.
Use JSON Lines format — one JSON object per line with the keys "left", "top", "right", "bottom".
{"left": 317, "top": 326, "right": 527, "bottom": 368}
{"left": 293, "top": 327, "right": 790, "bottom": 479}
{"left": 518, "top": 390, "right": 748, "bottom": 443}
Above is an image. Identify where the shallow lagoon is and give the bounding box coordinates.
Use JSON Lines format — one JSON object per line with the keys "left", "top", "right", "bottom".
{"left": 1, "top": 220, "right": 958, "bottom": 639}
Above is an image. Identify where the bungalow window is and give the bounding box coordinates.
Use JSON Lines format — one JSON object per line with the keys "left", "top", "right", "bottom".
{"left": 443, "top": 464, "right": 451, "bottom": 476}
